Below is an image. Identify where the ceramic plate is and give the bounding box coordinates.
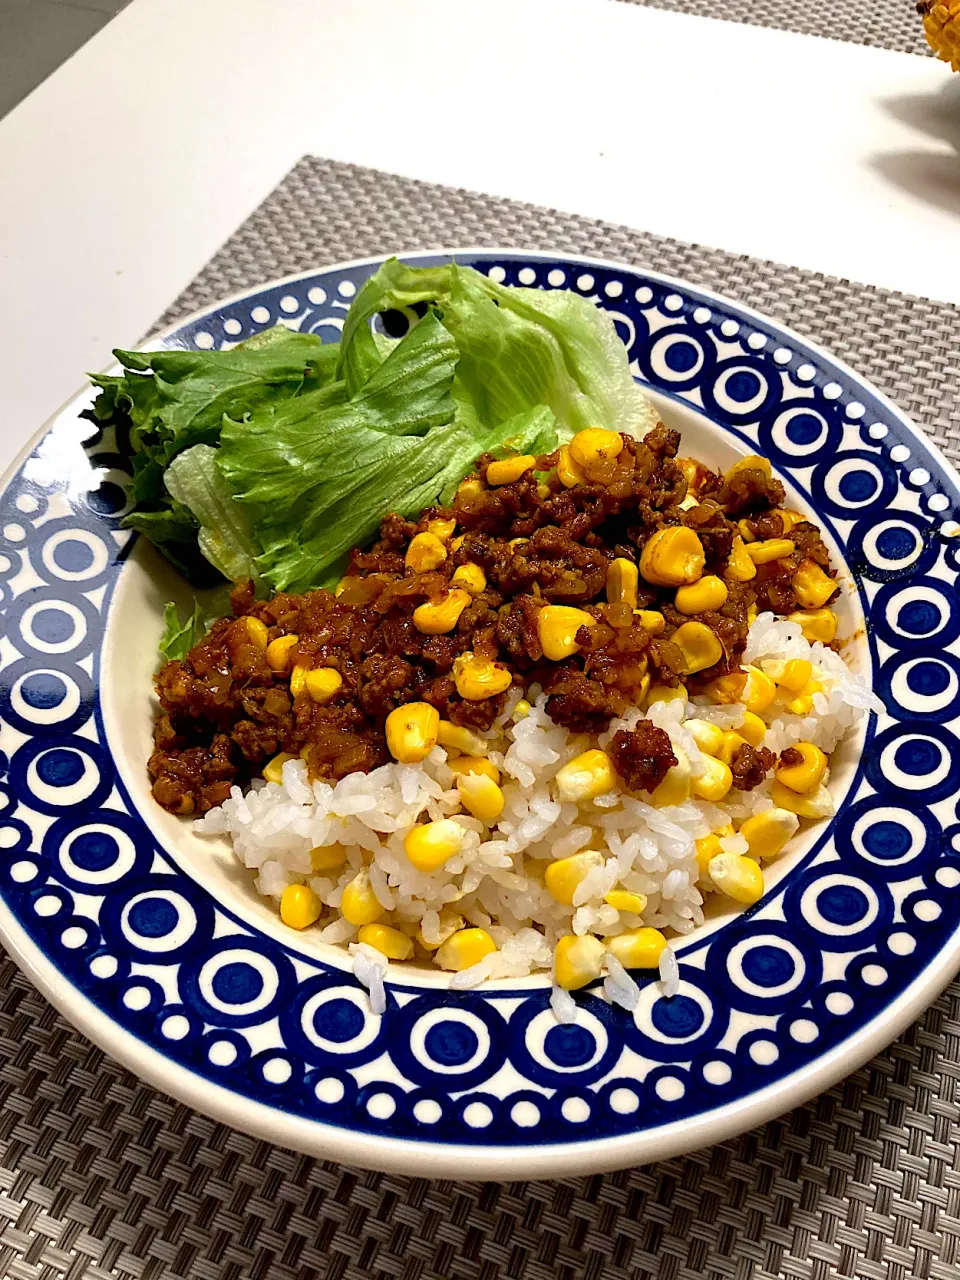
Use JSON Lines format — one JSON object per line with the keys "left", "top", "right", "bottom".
{"left": 1, "top": 251, "right": 958, "bottom": 1179}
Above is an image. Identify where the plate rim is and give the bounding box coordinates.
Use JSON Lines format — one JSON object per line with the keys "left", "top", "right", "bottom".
{"left": 1, "top": 246, "right": 958, "bottom": 1178}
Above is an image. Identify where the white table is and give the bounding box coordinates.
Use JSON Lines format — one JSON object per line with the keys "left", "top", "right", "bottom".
{"left": 0, "top": 0, "right": 956, "bottom": 470}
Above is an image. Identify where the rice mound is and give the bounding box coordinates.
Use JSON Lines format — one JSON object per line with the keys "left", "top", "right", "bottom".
{"left": 196, "top": 615, "right": 881, "bottom": 1006}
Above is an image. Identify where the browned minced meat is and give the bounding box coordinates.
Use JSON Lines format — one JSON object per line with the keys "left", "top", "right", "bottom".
{"left": 730, "top": 743, "right": 777, "bottom": 791}
{"left": 148, "top": 426, "right": 837, "bottom": 814}
{"left": 715, "top": 468, "right": 786, "bottom": 516}
{"left": 778, "top": 746, "right": 803, "bottom": 770}
{"left": 609, "top": 725, "right": 677, "bottom": 793}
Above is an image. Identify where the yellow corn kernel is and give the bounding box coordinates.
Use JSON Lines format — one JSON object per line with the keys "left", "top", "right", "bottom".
{"left": 266, "top": 634, "right": 299, "bottom": 672}
{"left": 747, "top": 538, "right": 796, "bottom": 565}
{"left": 487, "top": 455, "right": 536, "bottom": 485}
{"left": 290, "top": 663, "right": 308, "bottom": 698}
{"left": 311, "top": 845, "right": 347, "bottom": 873}
{"left": 554, "top": 934, "right": 605, "bottom": 990}
{"left": 747, "top": 603, "right": 758, "bottom": 625}
{"left": 456, "top": 773, "right": 505, "bottom": 824}
{"left": 708, "top": 853, "right": 764, "bottom": 905}
{"left": 243, "top": 616, "right": 269, "bottom": 651}
{"left": 605, "top": 889, "right": 647, "bottom": 915}
{"left": 453, "top": 653, "right": 513, "bottom": 700}
{"left": 740, "top": 807, "right": 800, "bottom": 861}
{"left": 450, "top": 534, "right": 466, "bottom": 553}
{"left": 405, "top": 531, "right": 447, "bottom": 573}
{"left": 770, "top": 779, "right": 835, "bottom": 820}
{"left": 447, "top": 756, "right": 500, "bottom": 784}
{"left": 775, "top": 741, "right": 828, "bottom": 794}
{"left": 779, "top": 659, "right": 813, "bottom": 692}
{"left": 724, "top": 454, "right": 772, "bottom": 483}
{"left": 675, "top": 575, "right": 729, "bottom": 615}
{"left": 605, "top": 927, "right": 667, "bottom": 970}
{"left": 787, "top": 608, "right": 838, "bottom": 644}
{"left": 737, "top": 518, "right": 757, "bottom": 543}
{"left": 435, "top": 927, "right": 497, "bottom": 971}
{"left": 554, "top": 749, "right": 617, "bottom": 803}
{"left": 263, "top": 752, "right": 295, "bottom": 784}
{"left": 726, "top": 535, "right": 757, "bottom": 582}
{"left": 692, "top": 754, "right": 733, "bottom": 802}
{"left": 280, "top": 883, "right": 322, "bottom": 930}
{"left": 457, "top": 478, "right": 483, "bottom": 502}
{"left": 413, "top": 589, "right": 472, "bottom": 635}
{"left": 341, "top": 869, "right": 384, "bottom": 926}
{"left": 416, "top": 909, "right": 465, "bottom": 952}
{"left": 717, "top": 732, "right": 747, "bottom": 767}
{"left": 635, "top": 609, "right": 666, "bottom": 635}
{"left": 786, "top": 680, "right": 822, "bottom": 715}
{"left": 537, "top": 605, "right": 596, "bottom": 661}
{"left": 509, "top": 537, "right": 528, "bottom": 551}
{"left": 404, "top": 819, "right": 464, "bottom": 872}
{"left": 639, "top": 526, "right": 706, "bottom": 587}
{"left": 451, "top": 563, "right": 487, "bottom": 595}
{"left": 358, "top": 922, "right": 415, "bottom": 961}
{"left": 437, "top": 721, "right": 487, "bottom": 756}
{"left": 545, "top": 850, "right": 605, "bottom": 906}
{"left": 385, "top": 702, "right": 440, "bottom": 763}
{"left": 779, "top": 509, "right": 803, "bottom": 534}
{"left": 304, "top": 668, "right": 343, "bottom": 704}
{"left": 557, "top": 445, "right": 586, "bottom": 488}
{"left": 695, "top": 833, "right": 724, "bottom": 877}
{"left": 512, "top": 699, "right": 531, "bottom": 719}
{"left": 570, "top": 427, "right": 623, "bottom": 468}
{"left": 686, "top": 718, "right": 725, "bottom": 755}
{"left": 645, "top": 683, "right": 688, "bottom": 709}
{"left": 649, "top": 748, "right": 692, "bottom": 806}
{"left": 739, "top": 712, "right": 767, "bottom": 747}
{"left": 705, "top": 671, "right": 747, "bottom": 704}
{"left": 427, "top": 517, "right": 457, "bottom": 541}
{"left": 794, "top": 559, "right": 837, "bottom": 608}
{"left": 607, "top": 558, "right": 639, "bottom": 609}
{"left": 537, "top": 482, "right": 552, "bottom": 499}
{"left": 672, "top": 621, "right": 723, "bottom": 674}
{"left": 742, "top": 665, "right": 777, "bottom": 714}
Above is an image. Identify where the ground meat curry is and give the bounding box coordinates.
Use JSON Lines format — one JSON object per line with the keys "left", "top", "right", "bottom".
{"left": 148, "top": 424, "right": 840, "bottom": 816}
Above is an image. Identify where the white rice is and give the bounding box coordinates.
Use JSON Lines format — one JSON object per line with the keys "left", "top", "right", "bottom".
{"left": 195, "top": 614, "right": 882, "bottom": 1007}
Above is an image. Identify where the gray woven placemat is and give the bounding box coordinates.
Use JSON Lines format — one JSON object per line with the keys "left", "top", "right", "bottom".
{"left": 5, "top": 157, "right": 960, "bottom": 1280}
{"left": 616, "top": 0, "right": 933, "bottom": 57}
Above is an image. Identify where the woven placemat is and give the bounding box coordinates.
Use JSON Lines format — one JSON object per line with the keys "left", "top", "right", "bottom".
{"left": 617, "top": 0, "right": 934, "bottom": 57}
{"left": 4, "top": 157, "right": 959, "bottom": 1280}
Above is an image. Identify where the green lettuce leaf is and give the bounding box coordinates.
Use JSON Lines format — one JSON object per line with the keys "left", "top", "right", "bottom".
{"left": 337, "top": 259, "right": 455, "bottom": 394}
{"left": 253, "top": 404, "right": 558, "bottom": 592}
{"left": 336, "top": 259, "right": 658, "bottom": 441}
{"left": 95, "top": 329, "right": 339, "bottom": 468}
{"left": 164, "top": 444, "right": 263, "bottom": 588}
{"left": 124, "top": 501, "right": 224, "bottom": 586}
{"left": 158, "top": 600, "right": 205, "bottom": 661}
{"left": 443, "top": 264, "right": 659, "bottom": 440}
{"left": 94, "top": 327, "right": 342, "bottom": 585}
{"left": 219, "top": 313, "right": 460, "bottom": 590}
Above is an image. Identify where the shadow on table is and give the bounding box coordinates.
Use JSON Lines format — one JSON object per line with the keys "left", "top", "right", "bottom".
{"left": 871, "top": 74, "right": 960, "bottom": 219}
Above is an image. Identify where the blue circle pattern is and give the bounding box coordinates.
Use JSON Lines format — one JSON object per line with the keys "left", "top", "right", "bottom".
{"left": 0, "top": 252, "right": 957, "bottom": 1148}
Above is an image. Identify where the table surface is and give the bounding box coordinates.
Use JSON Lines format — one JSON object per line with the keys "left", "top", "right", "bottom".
{"left": 0, "top": 0, "right": 958, "bottom": 470}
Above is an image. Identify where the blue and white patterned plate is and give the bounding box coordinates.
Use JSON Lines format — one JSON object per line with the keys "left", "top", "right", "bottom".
{"left": 1, "top": 250, "right": 959, "bottom": 1179}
